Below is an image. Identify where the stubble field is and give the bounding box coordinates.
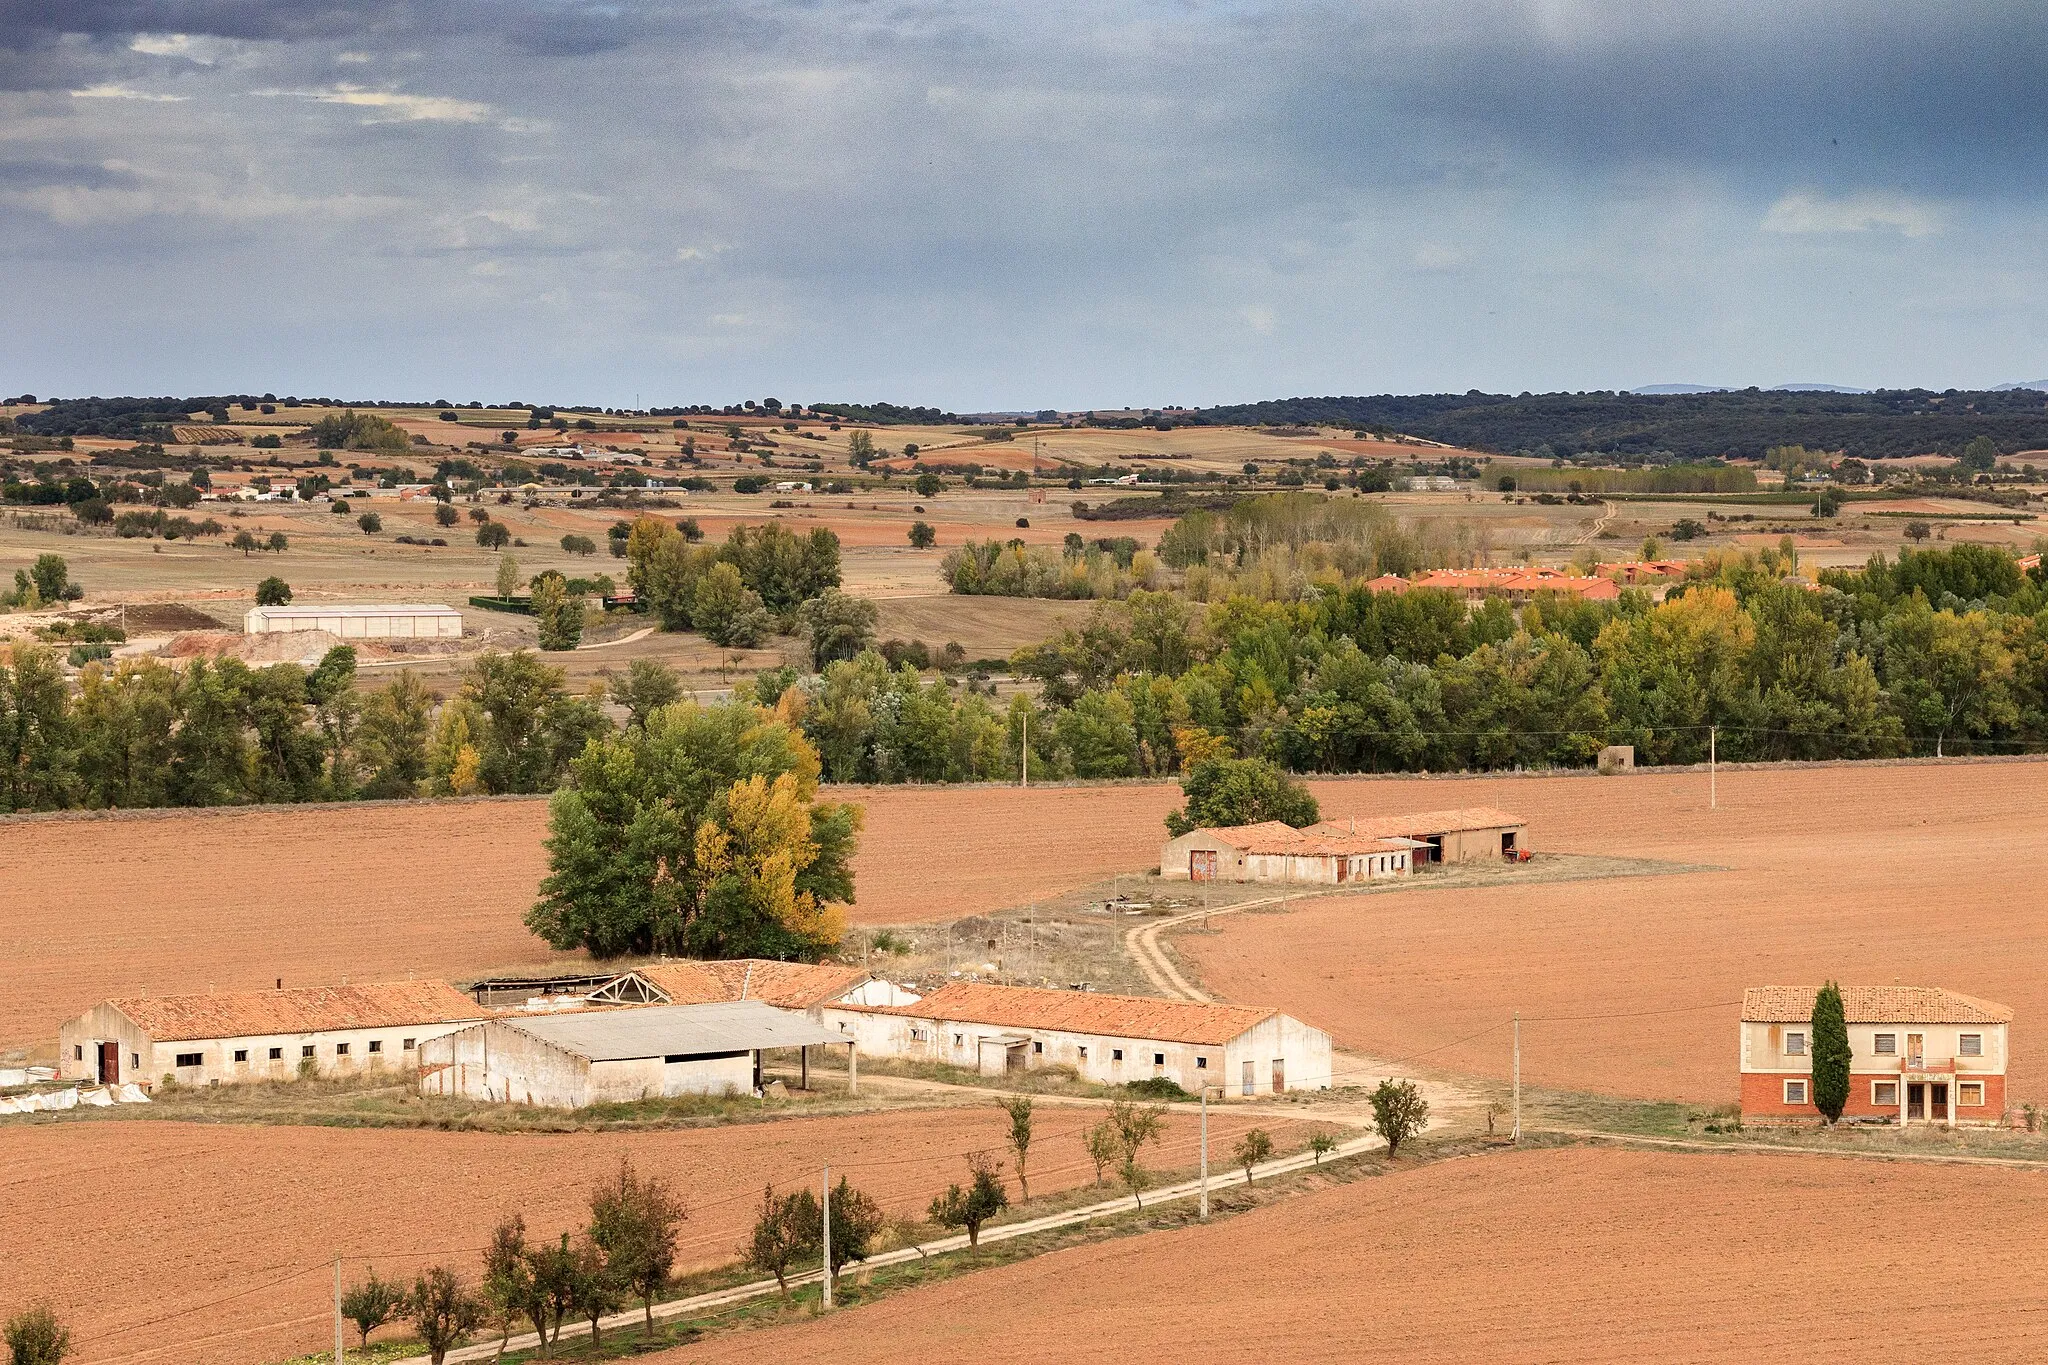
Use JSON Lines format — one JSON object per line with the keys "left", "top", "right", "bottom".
{"left": 660, "top": 1143, "right": 2048, "bottom": 1364}
{"left": 0, "top": 1103, "right": 1303, "bottom": 1365}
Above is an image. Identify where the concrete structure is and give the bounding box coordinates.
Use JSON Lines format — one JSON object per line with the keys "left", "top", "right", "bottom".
{"left": 244, "top": 603, "right": 463, "bottom": 639}
{"left": 1739, "top": 986, "right": 2012, "bottom": 1127}
{"left": 58, "top": 981, "right": 487, "bottom": 1090}
{"left": 826, "top": 983, "right": 1332, "bottom": 1096}
{"left": 1161, "top": 806, "right": 1527, "bottom": 882}
{"left": 585, "top": 959, "right": 918, "bottom": 1017}
{"left": 1597, "top": 744, "right": 1636, "bottom": 774}
{"left": 418, "top": 1000, "right": 850, "bottom": 1108}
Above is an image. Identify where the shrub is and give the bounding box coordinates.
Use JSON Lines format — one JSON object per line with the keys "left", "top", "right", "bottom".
{"left": 1233, "top": 1128, "right": 1274, "bottom": 1184}
{"left": 1121, "top": 1076, "right": 1192, "bottom": 1101}
{"left": 928, "top": 1152, "right": 1008, "bottom": 1248}
{"left": 339, "top": 1271, "right": 406, "bottom": 1348}
{"left": 1015, "top": 517, "right": 1030, "bottom": 528}
{"left": 1307, "top": 1129, "right": 1340, "bottom": 1164}
{"left": 1368, "top": 1078, "right": 1429, "bottom": 1157}
{"left": 435, "top": 502, "right": 458, "bottom": 527}
{"left": 477, "top": 522, "right": 511, "bottom": 549}
{"left": 406, "top": 1267, "right": 486, "bottom": 1365}
{"left": 357, "top": 512, "right": 382, "bottom": 534}
{"left": 3, "top": 1303, "right": 70, "bottom": 1365}
{"left": 907, "top": 520, "right": 936, "bottom": 549}
{"left": 560, "top": 533, "right": 597, "bottom": 556}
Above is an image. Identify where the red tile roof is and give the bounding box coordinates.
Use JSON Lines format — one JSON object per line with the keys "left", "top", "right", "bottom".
{"left": 872, "top": 982, "right": 1278, "bottom": 1046}
{"left": 1306, "top": 807, "right": 1527, "bottom": 840}
{"left": 109, "top": 981, "right": 486, "bottom": 1042}
{"left": 1742, "top": 986, "right": 2013, "bottom": 1025}
{"left": 630, "top": 960, "right": 872, "bottom": 1010}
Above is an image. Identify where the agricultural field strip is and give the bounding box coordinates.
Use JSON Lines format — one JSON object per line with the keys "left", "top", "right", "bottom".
{"left": 398, "top": 1126, "right": 1393, "bottom": 1365}
{"left": 1550, "top": 1128, "right": 2048, "bottom": 1170}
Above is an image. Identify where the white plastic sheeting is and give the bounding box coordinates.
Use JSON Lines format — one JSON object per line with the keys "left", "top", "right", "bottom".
{"left": 0, "top": 1084, "right": 148, "bottom": 1114}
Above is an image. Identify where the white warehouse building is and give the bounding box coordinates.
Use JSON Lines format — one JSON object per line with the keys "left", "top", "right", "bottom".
{"left": 244, "top": 603, "right": 463, "bottom": 639}
{"left": 825, "top": 983, "right": 1332, "bottom": 1096}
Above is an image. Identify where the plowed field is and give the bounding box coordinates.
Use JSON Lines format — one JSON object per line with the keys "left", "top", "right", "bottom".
{"left": 2, "top": 1104, "right": 1299, "bottom": 1365}
{"left": 664, "top": 1144, "right": 2048, "bottom": 1364}
{"left": 1186, "top": 761, "right": 2048, "bottom": 1104}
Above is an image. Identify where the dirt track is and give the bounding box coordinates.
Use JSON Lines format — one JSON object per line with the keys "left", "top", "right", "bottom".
{"left": 662, "top": 1144, "right": 2048, "bottom": 1362}
{"left": 2, "top": 1104, "right": 1301, "bottom": 1365}
{"left": 1186, "top": 761, "right": 2048, "bottom": 1105}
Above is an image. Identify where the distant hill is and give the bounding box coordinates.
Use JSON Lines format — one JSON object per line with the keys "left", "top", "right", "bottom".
{"left": 1993, "top": 380, "right": 2048, "bottom": 392}
{"left": 1185, "top": 389, "right": 2048, "bottom": 461}
{"left": 1769, "top": 382, "right": 1871, "bottom": 394}
{"left": 1632, "top": 384, "right": 1730, "bottom": 395}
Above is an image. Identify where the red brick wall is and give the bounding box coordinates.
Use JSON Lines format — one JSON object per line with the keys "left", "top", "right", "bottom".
{"left": 1741, "top": 1071, "right": 2005, "bottom": 1122}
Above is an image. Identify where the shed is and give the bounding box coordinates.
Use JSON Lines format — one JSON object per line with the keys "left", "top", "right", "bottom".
{"left": 57, "top": 981, "right": 487, "bottom": 1090}
{"left": 1306, "top": 807, "right": 1528, "bottom": 865}
{"left": 417, "top": 1000, "right": 854, "bottom": 1108}
{"left": 825, "top": 983, "right": 1332, "bottom": 1096}
{"left": 1159, "top": 821, "right": 1417, "bottom": 885}
{"left": 243, "top": 603, "right": 463, "bottom": 639}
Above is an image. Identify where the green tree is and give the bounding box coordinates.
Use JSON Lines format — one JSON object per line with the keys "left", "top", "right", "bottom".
{"left": 28, "top": 554, "right": 69, "bottom": 603}
{"left": 2, "top": 1303, "right": 69, "bottom": 1365}
{"left": 481, "top": 1214, "right": 545, "bottom": 1359}
{"left": 608, "top": 659, "right": 683, "bottom": 728}
{"left": 0, "top": 643, "right": 77, "bottom": 811}
{"left": 588, "top": 1159, "right": 686, "bottom": 1336}
{"left": 526, "top": 696, "right": 860, "bottom": 959}
{"left": 358, "top": 671, "right": 435, "bottom": 798}
{"left": 561, "top": 533, "right": 597, "bottom": 556}
{"left": 625, "top": 517, "right": 708, "bottom": 630}
{"left": 692, "top": 562, "right": 770, "bottom": 648}
{"left": 266, "top": 531, "right": 288, "bottom": 553}
{"left": 914, "top": 472, "right": 942, "bottom": 498}
{"left": 907, "top": 520, "right": 936, "bottom": 549}
{"left": 531, "top": 572, "right": 583, "bottom": 651}
{"left": 407, "top": 1267, "right": 487, "bottom": 1365}
{"left": 1959, "top": 434, "right": 1999, "bottom": 472}
{"left": 231, "top": 530, "right": 259, "bottom": 556}
{"left": 998, "top": 1095, "right": 1034, "bottom": 1200}
{"left": 745, "top": 1185, "right": 820, "bottom": 1295}
{"left": 796, "top": 589, "right": 878, "bottom": 670}
{"left": 340, "top": 1270, "right": 406, "bottom": 1349}
{"left": 845, "top": 429, "right": 876, "bottom": 465}
{"left": 825, "top": 1176, "right": 885, "bottom": 1281}
{"left": 1233, "top": 1127, "right": 1274, "bottom": 1184}
{"left": 1810, "top": 980, "right": 1851, "bottom": 1123}
{"left": 1162, "top": 756, "right": 1318, "bottom": 836}
{"left": 435, "top": 501, "right": 459, "bottom": 527}
{"left": 254, "top": 576, "right": 291, "bottom": 606}
{"left": 358, "top": 511, "right": 383, "bottom": 534}
{"left": 1106, "top": 1099, "right": 1166, "bottom": 1207}
{"left": 928, "top": 1152, "right": 1008, "bottom": 1248}
{"left": 477, "top": 521, "right": 511, "bottom": 549}
{"left": 564, "top": 1238, "right": 623, "bottom": 1351}
{"left": 1307, "top": 1129, "right": 1339, "bottom": 1164}
{"left": 1369, "top": 1078, "right": 1429, "bottom": 1157}
{"left": 461, "top": 650, "right": 609, "bottom": 795}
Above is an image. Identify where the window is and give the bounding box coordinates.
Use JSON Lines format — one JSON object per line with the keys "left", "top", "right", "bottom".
{"left": 131, "top": 1053, "right": 139, "bottom": 1068}
{"left": 1783, "top": 1031, "right": 1807, "bottom": 1057}
{"left": 1032, "top": 1040, "right": 1043, "bottom": 1054}
{"left": 1872, "top": 1080, "right": 1898, "bottom": 1107}
{"left": 368, "top": 1040, "right": 382, "bottom": 1054}
{"left": 335, "top": 1042, "right": 350, "bottom": 1056}
{"left": 175, "top": 1052, "right": 203, "bottom": 1068}
{"left": 1112, "top": 1048, "right": 1123, "bottom": 1061}
{"left": 1196, "top": 1056, "right": 1208, "bottom": 1069}
{"left": 910, "top": 1028, "right": 924, "bottom": 1042}
{"left": 1783, "top": 1079, "right": 1808, "bottom": 1104}
{"left": 73, "top": 1045, "right": 82, "bottom": 1061}
{"left": 1959, "top": 1082, "right": 1985, "bottom": 1106}
{"left": 268, "top": 1047, "right": 283, "bottom": 1061}
{"left": 954, "top": 1034, "right": 963, "bottom": 1047}
{"left": 233, "top": 1049, "right": 248, "bottom": 1063}
{"left": 302, "top": 1044, "right": 315, "bottom": 1059}
{"left": 1873, "top": 1033, "right": 1896, "bottom": 1055}
{"left": 1960, "top": 1034, "right": 1983, "bottom": 1057}
{"left": 1078, "top": 1046, "right": 1088, "bottom": 1060}
{"left": 402, "top": 1038, "right": 415, "bottom": 1051}
{"left": 1153, "top": 1053, "right": 1165, "bottom": 1066}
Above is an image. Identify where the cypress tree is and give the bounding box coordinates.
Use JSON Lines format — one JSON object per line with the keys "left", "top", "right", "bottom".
{"left": 1810, "top": 980, "right": 1852, "bottom": 1123}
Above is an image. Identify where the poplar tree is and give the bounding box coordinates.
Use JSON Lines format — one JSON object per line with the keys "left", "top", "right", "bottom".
{"left": 1810, "top": 980, "right": 1851, "bottom": 1123}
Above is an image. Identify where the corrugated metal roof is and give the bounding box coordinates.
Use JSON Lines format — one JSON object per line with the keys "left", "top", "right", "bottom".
{"left": 499, "top": 1000, "right": 843, "bottom": 1060}
{"left": 871, "top": 983, "right": 1279, "bottom": 1046}
{"left": 1305, "top": 807, "right": 1527, "bottom": 839}
{"left": 1742, "top": 986, "right": 2013, "bottom": 1025}
{"left": 246, "top": 604, "right": 461, "bottom": 618}
{"left": 109, "top": 981, "right": 485, "bottom": 1041}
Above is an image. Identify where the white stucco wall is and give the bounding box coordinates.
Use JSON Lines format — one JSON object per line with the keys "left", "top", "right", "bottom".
{"left": 58, "top": 1005, "right": 477, "bottom": 1089}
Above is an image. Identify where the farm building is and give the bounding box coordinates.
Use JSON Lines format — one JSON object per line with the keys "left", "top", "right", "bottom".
{"left": 1373, "top": 568, "right": 1619, "bottom": 603}
{"left": 1739, "top": 986, "right": 2012, "bottom": 1127}
{"left": 57, "top": 981, "right": 487, "bottom": 1090}
{"left": 417, "top": 1000, "right": 851, "bottom": 1108}
{"left": 243, "top": 603, "right": 463, "bottom": 639}
{"left": 584, "top": 959, "right": 918, "bottom": 1016}
{"left": 1160, "top": 807, "right": 1527, "bottom": 882}
{"left": 825, "top": 983, "right": 1332, "bottom": 1096}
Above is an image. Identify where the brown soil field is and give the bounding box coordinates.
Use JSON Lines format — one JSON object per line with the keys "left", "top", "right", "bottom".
{"left": 870, "top": 595, "right": 1093, "bottom": 658}
{"left": 1187, "top": 761, "right": 2048, "bottom": 1106}
{"left": 1, "top": 1105, "right": 1297, "bottom": 1365}
{"left": 0, "top": 784, "right": 1184, "bottom": 1049}
{"left": 664, "top": 1144, "right": 2048, "bottom": 1364}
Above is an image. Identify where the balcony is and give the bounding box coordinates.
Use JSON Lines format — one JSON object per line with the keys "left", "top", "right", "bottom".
{"left": 1891, "top": 1054, "right": 1956, "bottom": 1076}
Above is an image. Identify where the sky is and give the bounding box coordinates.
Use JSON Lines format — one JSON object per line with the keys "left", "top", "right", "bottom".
{"left": 3, "top": 0, "right": 2045, "bottom": 411}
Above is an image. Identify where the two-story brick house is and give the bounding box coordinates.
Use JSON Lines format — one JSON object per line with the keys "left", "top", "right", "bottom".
{"left": 1739, "top": 986, "right": 2011, "bottom": 1127}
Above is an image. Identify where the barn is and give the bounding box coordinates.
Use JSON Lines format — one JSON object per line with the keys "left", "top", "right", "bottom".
{"left": 824, "top": 983, "right": 1332, "bottom": 1096}
{"left": 243, "top": 603, "right": 463, "bottom": 639}
{"left": 1159, "top": 806, "right": 1529, "bottom": 883}
{"left": 416, "top": 1000, "right": 853, "bottom": 1108}
{"left": 583, "top": 959, "right": 918, "bottom": 1016}
{"left": 57, "top": 981, "right": 488, "bottom": 1090}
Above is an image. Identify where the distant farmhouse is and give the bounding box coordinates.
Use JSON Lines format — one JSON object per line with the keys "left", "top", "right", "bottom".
{"left": 1160, "top": 807, "right": 1528, "bottom": 884}
{"left": 1739, "top": 986, "right": 2011, "bottom": 1127}
{"left": 826, "top": 982, "right": 1332, "bottom": 1096}
{"left": 58, "top": 981, "right": 487, "bottom": 1088}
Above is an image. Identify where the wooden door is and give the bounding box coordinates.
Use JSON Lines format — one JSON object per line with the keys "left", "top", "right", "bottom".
{"left": 1271, "top": 1058, "right": 1285, "bottom": 1093}
{"left": 1190, "top": 850, "right": 1218, "bottom": 882}
{"left": 1906, "top": 1032, "right": 1924, "bottom": 1067}
{"left": 1336, "top": 857, "right": 1350, "bottom": 883}
{"left": 1242, "top": 1060, "right": 1255, "bottom": 1096}
{"left": 98, "top": 1040, "right": 118, "bottom": 1084}
{"left": 1907, "top": 1082, "right": 1924, "bottom": 1119}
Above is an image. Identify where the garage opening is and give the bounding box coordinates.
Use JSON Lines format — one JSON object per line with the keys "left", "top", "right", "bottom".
{"left": 1502, "top": 831, "right": 1517, "bottom": 857}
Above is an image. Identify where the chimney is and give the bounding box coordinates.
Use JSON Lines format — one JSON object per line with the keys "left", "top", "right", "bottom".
{"left": 275, "top": 978, "right": 282, "bottom": 991}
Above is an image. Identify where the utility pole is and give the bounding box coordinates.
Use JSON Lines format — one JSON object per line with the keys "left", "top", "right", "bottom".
{"left": 334, "top": 1254, "right": 343, "bottom": 1365}
{"left": 1199, "top": 1085, "right": 1211, "bottom": 1220}
{"left": 820, "top": 1166, "right": 833, "bottom": 1310}
{"left": 1709, "top": 725, "right": 1717, "bottom": 810}
{"left": 1020, "top": 710, "right": 1029, "bottom": 788}
{"left": 1511, "top": 1012, "right": 1521, "bottom": 1144}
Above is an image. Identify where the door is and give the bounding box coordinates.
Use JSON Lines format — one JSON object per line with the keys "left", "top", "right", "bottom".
{"left": 1907, "top": 1082, "right": 1925, "bottom": 1120}
{"left": 1906, "top": 1033, "right": 1925, "bottom": 1067}
{"left": 1271, "top": 1058, "right": 1285, "bottom": 1093}
{"left": 1190, "top": 850, "right": 1218, "bottom": 882}
{"left": 1242, "top": 1061, "right": 1255, "bottom": 1096}
{"left": 1005, "top": 1045, "right": 1026, "bottom": 1074}
{"left": 97, "top": 1040, "right": 118, "bottom": 1084}
{"left": 1931, "top": 1083, "right": 1950, "bottom": 1119}
{"left": 1502, "top": 832, "right": 1517, "bottom": 857}
{"left": 1336, "top": 857, "right": 1350, "bottom": 883}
